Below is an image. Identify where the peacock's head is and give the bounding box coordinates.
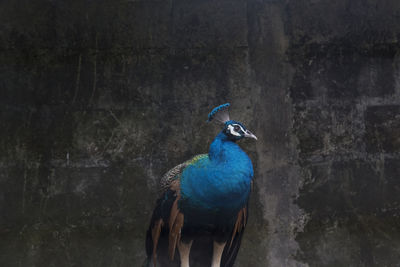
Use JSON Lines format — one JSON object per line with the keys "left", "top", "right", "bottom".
{"left": 207, "top": 103, "right": 257, "bottom": 141}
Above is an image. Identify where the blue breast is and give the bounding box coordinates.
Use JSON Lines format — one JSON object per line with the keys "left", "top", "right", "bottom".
{"left": 180, "top": 132, "right": 254, "bottom": 214}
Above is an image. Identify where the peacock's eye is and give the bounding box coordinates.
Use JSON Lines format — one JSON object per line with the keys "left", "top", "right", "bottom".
{"left": 234, "top": 125, "right": 240, "bottom": 131}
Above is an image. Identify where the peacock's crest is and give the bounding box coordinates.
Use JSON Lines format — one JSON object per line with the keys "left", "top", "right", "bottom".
{"left": 207, "top": 103, "right": 230, "bottom": 123}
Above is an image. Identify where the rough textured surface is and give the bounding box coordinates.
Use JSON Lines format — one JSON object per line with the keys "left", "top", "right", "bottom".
{"left": 1, "top": 0, "right": 400, "bottom": 266}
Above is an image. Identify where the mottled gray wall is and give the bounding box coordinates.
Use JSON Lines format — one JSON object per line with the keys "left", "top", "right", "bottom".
{"left": 1, "top": 0, "right": 400, "bottom": 266}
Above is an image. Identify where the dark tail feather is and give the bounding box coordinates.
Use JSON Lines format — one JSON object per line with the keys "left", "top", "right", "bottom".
{"left": 146, "top": 189, "right": 180, "bottom": 267}
{"left": 221, "top": 229, "right": 245, "bottom": 267}
{"left": 221, "top": 205, "right": 249, "bottom": 267}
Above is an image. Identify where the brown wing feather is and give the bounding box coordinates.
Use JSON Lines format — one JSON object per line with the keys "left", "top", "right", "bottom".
{"left": 229, "top": 207, "right": 247, "bottom": 249}
{"left": 168, "top": 212, "right": 184, "bottom": 260}
{"left": 167, "top": 179, "right": 184, "bottom": 260}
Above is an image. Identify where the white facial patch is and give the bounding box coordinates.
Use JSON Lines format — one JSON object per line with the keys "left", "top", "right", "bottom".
{"left": 227, "top": 124, "right": 245, "bottom": 137}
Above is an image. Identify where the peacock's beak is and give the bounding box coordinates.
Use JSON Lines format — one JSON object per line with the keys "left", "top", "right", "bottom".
{"left": 244, "top": 130, "right": 258, "bottom": 140}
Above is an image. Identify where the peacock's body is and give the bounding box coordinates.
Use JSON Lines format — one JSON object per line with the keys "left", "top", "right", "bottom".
{"left": 146, "top": 104, "right": 257, "bottom": 267}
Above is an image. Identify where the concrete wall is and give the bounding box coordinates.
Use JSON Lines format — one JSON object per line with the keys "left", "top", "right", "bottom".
{"left": 1, "top": 0, "right": 399, "bottom": 266}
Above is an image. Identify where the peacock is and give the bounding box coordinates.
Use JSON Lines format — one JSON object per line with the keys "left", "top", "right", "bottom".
{"left": 145, "top": 103, "right": 257, "bottom": 267}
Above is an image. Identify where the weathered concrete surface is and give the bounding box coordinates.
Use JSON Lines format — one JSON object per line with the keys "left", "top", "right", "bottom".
{"left": 0, "top": 0, "right": 400, "bottom": 266}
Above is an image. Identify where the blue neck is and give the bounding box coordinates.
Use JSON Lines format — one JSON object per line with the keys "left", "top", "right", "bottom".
{"left": 180, "top": 131, "right": 254, "bottom": 214}
{"left": 209, "top": 132, "right": 235, "bottom": 162}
